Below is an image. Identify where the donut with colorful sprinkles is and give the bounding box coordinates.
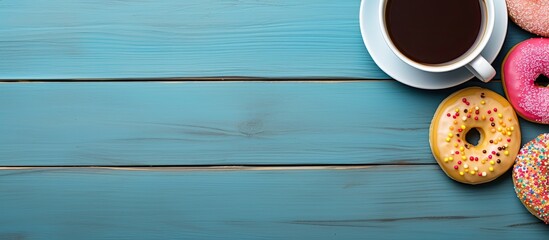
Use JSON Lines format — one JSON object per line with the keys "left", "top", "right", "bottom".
{"left": 430, "top": 87, "right": 521, "bottom": 184}
{"left": 513, "top": 133, "right": 549, "bottom": 224}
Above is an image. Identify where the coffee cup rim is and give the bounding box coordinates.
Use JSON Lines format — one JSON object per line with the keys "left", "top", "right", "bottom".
{"left": 378, "top": 0, "right": 495, "bottom": 73}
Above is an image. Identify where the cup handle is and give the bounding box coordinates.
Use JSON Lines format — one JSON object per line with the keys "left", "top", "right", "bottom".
{"left": 465, "top": 56, "right": 496, "bottom": 83}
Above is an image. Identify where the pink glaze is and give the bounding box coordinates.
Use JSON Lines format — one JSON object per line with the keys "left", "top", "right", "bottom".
{"left": 503, "top": 38, "right": 549, "bottom": 124}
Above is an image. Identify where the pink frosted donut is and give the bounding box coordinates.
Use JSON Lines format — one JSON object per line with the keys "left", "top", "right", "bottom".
{"left": 506, "top": 0, "right": 549, "bottom": 37}
{"left": 502, "top": 38, "right": 549, "bottom": 124}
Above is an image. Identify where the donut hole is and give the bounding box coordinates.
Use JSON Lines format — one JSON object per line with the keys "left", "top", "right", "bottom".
{"left": 534, "top": 74, "right": 549, "bottom": 87}
{"left": 465, "top": 128, "right": 482, "bottom": 147}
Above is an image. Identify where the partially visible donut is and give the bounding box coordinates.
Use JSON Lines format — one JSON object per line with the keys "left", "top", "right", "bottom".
{"left": 430, "top": 87, "right": 521, "bottom": 184}
{"left": 506, "top": 0, "right": 549, "bottom": 37}
{"left": 513, "top": 133, "right": 549, "bottom": 224}
{"left": 502, "top": 38, "right": 549, "bottom": 124}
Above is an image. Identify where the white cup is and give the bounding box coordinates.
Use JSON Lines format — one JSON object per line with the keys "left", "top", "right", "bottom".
{"left": 379, "top": 0, "right": 496, "bottom": 82}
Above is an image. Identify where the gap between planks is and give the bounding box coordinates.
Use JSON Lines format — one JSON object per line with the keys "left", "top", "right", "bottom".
{"left": 0, "top": 163, "right": 435, "bottom": 172}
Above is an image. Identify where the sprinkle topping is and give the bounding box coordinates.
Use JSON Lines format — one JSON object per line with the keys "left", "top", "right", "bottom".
{"left": 513, "top": 134, "right": 549, "bottom": 224}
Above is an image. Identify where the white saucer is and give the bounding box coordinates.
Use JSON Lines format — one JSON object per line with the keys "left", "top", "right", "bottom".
{"left": 359, "top": 0, "right": 508, "bottom": 89}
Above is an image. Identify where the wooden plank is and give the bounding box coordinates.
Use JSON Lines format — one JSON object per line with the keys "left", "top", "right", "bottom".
{"left": 0, "top": 0, "right": 534, "bottom": 80}
{"left": 0, "top": 81, "right": 546, "bottom": 166}
{"left": 0, "top": 165, "right": 547, "bottom": 239}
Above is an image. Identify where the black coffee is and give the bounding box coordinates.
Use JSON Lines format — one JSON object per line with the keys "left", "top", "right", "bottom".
{"left": 385, "top": 0, "right": 483, "bottom": 65}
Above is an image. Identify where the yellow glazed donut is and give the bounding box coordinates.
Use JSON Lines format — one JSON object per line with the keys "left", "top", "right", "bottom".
{"left": 430, "top": 87, "right": 521, "bottom": 184}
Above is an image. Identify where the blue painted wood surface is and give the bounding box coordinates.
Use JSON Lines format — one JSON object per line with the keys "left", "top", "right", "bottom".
{"left": 0, "top": 0, "right": 535, "bottom": 79}
{"left": 1, "top": 166, "right": 548, "bottom": 240}
{"left": 0, "top": 81, "right": 546, "bottom": 166}
{"left": 1, "top": 0, "right": 548, "bottom": 239}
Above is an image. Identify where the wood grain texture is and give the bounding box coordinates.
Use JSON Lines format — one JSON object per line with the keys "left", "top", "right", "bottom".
{"left": 0, "top": 0, "right": 534, "bottom": 80}
{"left": 0, "top": 166, "right": 547, "bottom": 239}
{"left": 2, "top": 2, "right": 545, "bottom": 238}
{"left": 0, "top": 81, "right": 546, "bottom": 166}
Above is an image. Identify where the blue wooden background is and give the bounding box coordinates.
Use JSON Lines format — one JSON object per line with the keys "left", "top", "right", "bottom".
{"left": 0, "top": 0, "right": 548, "bottom": 239}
